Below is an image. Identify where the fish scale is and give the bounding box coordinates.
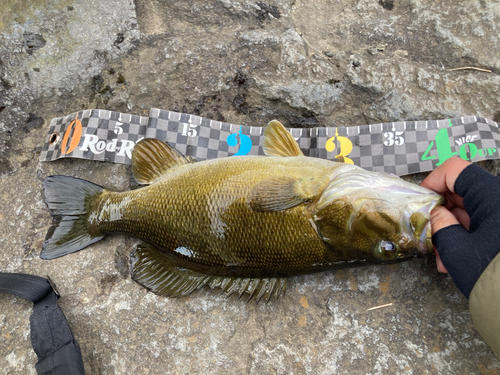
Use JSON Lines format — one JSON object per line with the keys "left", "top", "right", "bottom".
{"left": 41, "top": 120, "right": 443, "bottom": 300}
{"left": 89, "top": 157, "right": 335, "bottom": 276}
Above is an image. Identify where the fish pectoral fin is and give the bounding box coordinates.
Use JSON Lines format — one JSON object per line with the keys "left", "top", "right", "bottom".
{"left": 132, "top": 138, "right": 193, "bottom": 185}
{"left": 263, "top": 120, "right": 304, "bottom": 157}
{"left": 130, "top": 243, "right": 286, "bottom": 302}
{"left": 249, "top": 177, "right": 320, "bottom": 212}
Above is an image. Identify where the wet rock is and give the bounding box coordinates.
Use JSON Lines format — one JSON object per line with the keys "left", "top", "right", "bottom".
{"left": 113, "top": 33, "right": 125, "bottom": 48}
{"left": 0, "top": 157, "right": 14, "bottom": 174}
{"left": 256, "top": 2, "right": 281, "bottom": 22}
{"left": 378, "top": 0, "right": 395, "bottom": 10}
{"left": 289, "top": 114, "right": 319, "bottom": 128}
{"left": 232, "top": 93, "right": 249, "bottom": 114}
{"left": 494, "top": 111, "right": 500, "bottom": 123}
{"left": 25, "top": 113, "right": 44, "bottom": 132}
{"left": 23, "top": 32, "right": 46, "bottom": 55}
{"left": 91, "top": 75, "right": 104, "bottom": 92}
{"left": 116, "top": 74, "right": 126, "bottom": 84}
{"left": 233, "top": 69, "right": 249, "bottom": 88}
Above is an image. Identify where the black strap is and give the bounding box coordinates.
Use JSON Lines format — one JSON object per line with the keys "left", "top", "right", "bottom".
{"left": 0, "top": 273, "right": 85, "bottom": 375}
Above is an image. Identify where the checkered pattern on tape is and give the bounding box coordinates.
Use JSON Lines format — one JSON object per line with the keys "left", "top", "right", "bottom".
{"left": 39, "top": 109, "right": 149, "bottom": 165}
{"left": 41, "top": 109, "right": 500, "bottom": 176}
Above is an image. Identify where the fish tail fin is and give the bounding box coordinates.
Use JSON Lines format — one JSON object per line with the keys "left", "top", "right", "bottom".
{"left": 41, "top": 175, "right": 106, "bottom": 259}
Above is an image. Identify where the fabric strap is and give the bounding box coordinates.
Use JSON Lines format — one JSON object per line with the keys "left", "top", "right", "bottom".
{"left": 0, "top": 273, "right": 85, "bottom": 375}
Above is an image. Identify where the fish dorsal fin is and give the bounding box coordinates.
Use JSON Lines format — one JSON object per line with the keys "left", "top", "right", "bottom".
{"left": 249, "top": 176, "right": 322, "bottom": 212}
{"left": 263, "top": 120, "right": 304, "bottom": 157}
{"left": 132, "top": 139, "right": 192, "bottom": 185}
{"left": 130, "top": 243, "right": 286, "bottom": 302}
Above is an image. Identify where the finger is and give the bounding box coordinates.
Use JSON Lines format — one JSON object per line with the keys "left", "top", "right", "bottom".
{"left": 434, "top": 247, "right": 449, "bottom": 273}
{"left": 450, "top": 207, "right": 470, "bottom": 230}
{"left": 421, "top": 157, "right": 471, "bottom": 194}
{"left": 430, "top": 206, "right": 460, "bottom": 234}
{"left": 443, "top": 192, "right": 465, "bottom": 211}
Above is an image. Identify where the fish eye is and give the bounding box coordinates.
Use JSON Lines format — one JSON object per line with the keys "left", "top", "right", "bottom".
{"left": 381, "top": 241, "right": 395, "bottom": 252}
{"left": 374, "top": 240, "right": 398, "bottom": 261}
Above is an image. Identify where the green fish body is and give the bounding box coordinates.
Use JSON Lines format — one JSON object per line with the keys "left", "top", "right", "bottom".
{"left": 42, "top": 121, "right": 443, "bottom": 301}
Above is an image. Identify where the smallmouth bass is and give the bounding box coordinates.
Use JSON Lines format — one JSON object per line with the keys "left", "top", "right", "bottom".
{"left": 42, "top": 121, "right": 443, "bottom": 301}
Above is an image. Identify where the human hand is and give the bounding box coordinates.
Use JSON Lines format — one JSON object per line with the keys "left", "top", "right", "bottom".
{"left": 420, "top": 157, "right": 472, "bottom": 273}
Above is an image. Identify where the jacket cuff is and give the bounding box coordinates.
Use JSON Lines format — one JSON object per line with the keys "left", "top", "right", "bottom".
{"left": 469, "top": 252, "right": 500, "bottom": 357}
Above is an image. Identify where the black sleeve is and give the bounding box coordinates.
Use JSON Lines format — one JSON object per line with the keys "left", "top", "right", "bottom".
{"left": 432, "top": 164, "right": 500, "bottom": 299}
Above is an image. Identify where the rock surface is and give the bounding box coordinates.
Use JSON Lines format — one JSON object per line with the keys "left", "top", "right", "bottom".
{"left": 1, "top": 0, "right": 500, "bottom": 373}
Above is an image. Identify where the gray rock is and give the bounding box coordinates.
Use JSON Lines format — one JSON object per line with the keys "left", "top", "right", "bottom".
{"left": 1, "top": 0, "right": 500, "bottom": 373}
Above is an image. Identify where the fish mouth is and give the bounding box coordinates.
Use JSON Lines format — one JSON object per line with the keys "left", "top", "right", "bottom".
{"left": 415, "top": 196, "right": 444, "bottom": 255}
{"left": 417, "top": 222, "right": 433, "bottom": 255}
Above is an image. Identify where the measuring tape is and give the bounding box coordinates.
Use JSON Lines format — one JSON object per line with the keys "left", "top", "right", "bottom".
{"left": 40, "top": 108, "right": 500, "bottom": 176}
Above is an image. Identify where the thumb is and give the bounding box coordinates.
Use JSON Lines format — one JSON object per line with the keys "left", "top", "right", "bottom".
{"left": 430, "top": 206, "right": 460, "bottom": 234}
{"left": 430, "top": 206, "right": 462, "bottom": 274}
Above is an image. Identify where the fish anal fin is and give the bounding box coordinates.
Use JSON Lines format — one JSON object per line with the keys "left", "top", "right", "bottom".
{"left": 263, "top": 120, "right": 304, "bottom": 157}
{"left": 130, "top": 243, "right": 286, "bottom": 301}
{"left": 249, "top": 176, "right": 322, "bottom": 212}
{"left": 132, "top": 139, "right": 193, "bottom": 185}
